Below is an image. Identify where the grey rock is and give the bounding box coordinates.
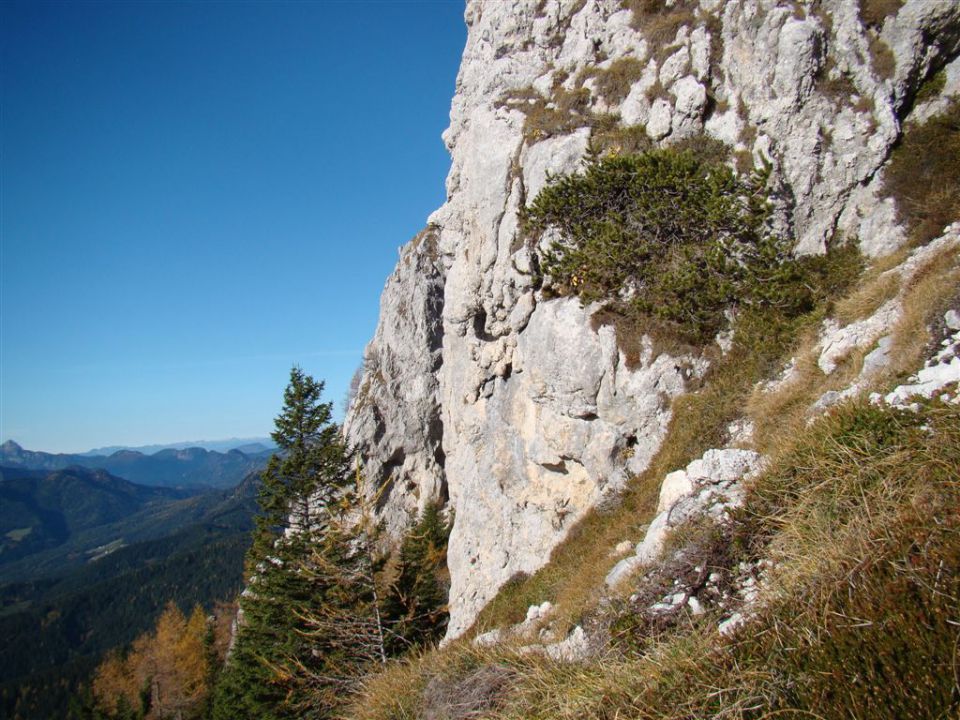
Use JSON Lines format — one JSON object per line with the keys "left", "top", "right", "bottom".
{"left": 646, "top": 98, "right": 674, "bottom": 139}
{"left": 945, "top": 309, "right": 960, "bottom": 332}
{"left": 344, "top": 229, "right": 447, "bottom": 540}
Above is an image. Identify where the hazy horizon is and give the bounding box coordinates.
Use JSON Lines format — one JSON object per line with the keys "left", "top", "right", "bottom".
{"left": 3, "top": 435, "right": 275, "bottom": 456}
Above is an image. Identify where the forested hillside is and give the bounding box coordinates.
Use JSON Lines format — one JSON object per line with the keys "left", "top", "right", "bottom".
{"left": 0, "top": 473, "right": 259, "bottom": 720}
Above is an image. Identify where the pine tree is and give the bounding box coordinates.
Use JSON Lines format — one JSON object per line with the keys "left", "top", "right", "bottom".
{"left": 281, "top": 518, "right": 389, "bottom": 715}
{"left": 382, "top": 502, "right": 452, "bottom": 654}
{"left": 212, "top": 367, "right": 352, "bottom": 720}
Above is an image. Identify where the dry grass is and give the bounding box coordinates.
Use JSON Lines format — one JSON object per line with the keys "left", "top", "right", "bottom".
{"left": 738, "top": 113, "right": 757, "bottom": 153}
{"left": 589, "top": 123, "right": 652, "bottom": 156}
{"left": 733, "top": 149, "right": 753, "bottom": 175}
{"left": 345, "top": 642, "right": 531, "bottom": 720}
{"left": 497, "top": 81, "right": 621, "bottom": 143}
{"left": 884, "top": 98, "right": 960, "bottom": 246}
{"left": 748, "top": 334, "right": 868, "bottom": 455}
{"left": 915, "top": 66, "right": 947, "bottom": 105}
{"left": 831, "top": 259, "right": 901, "bottom": 326}
{"left": 623, "top": 0, "right": 696, "bottom": 54}
{"left": 747, "top": 242, "right": 960, "bottom": 455}
{"left": 590, "top": 307, "right": 701, "bottom": 368}
{"left": 582, "top": 57, "right": 645, "bottom": 105}
{"left": 858, "top": 0, "right": 905, "bottom": 29}
{"left": 816, "top": 58, "right": 859, "bottom": 103}
{"left": 869, "top": 35, "right": 897, "bottom": 79}
{"left": 643, "top": 78, "right": 667, "bottom": 104}
{"left": 887, "top": 243, "right": 960, "bottom": 375}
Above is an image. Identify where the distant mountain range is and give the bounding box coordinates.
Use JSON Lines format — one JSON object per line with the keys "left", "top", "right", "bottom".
{"left": 0, "top": 440, "right": 270, "bottom": 489}
{"left": 82, "top": 437, "right": 275, "bottom": 456}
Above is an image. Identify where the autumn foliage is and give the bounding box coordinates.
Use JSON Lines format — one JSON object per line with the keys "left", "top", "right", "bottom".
{"left": 92, "top": 601, "right": 220, "bottom": 719}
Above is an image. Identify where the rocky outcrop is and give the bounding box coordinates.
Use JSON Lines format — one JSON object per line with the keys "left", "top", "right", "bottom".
{"left": 344, "top": 0, "right": 960, "bottom": 641}
{"left": 343, "top": 228, "right": 446, "bottom": 539}
{"left": 605, "top": 448, "right": 763, "bottom": 588}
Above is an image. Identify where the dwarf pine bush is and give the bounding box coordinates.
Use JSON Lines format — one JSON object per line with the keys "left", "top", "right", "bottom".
{"left": 523, "top": 147, "right": 849, "bottom": 344}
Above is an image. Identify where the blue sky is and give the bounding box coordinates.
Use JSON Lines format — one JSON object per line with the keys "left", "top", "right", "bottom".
{"left": 1, "top": 0, "right": 467, "bottom": 453}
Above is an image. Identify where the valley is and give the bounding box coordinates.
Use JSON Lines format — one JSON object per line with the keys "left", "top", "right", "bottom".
{"left": 0, "top": 459, "right": 262, "bottom": 719}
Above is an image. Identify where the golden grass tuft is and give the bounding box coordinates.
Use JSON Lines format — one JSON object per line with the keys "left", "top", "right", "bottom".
{"left": 623, "top": 0, "right": 696, "bottom": 52}
{"left": 869, "top": 35, "right": 897, "bottom": 79}
{"left": 887, "top": 243, "right": 960, "bottom": 374}
{"left": 581, "top": 57, "right": 645, "bottom": 105}
{"left": 831, "top": 266, "right": 900, "bottom": 326}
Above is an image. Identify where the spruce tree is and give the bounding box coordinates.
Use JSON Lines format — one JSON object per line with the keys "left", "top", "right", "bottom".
{"left": 212, "top": 367, "right": 351, "bottom": 720}
{"left": 382, "top": 502, "right": 451, "bottom": 654}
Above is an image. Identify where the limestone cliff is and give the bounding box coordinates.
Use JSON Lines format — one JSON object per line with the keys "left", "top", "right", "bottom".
{"left": 344, "top": 0, "right": 960, "bottom": 640}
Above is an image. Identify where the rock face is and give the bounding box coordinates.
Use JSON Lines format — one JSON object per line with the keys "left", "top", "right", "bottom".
{"left": 344, "top": 0, "right": 960, "bottom": 640}
{"left": 344, "top": 228, "right": 446, "bottom": 540}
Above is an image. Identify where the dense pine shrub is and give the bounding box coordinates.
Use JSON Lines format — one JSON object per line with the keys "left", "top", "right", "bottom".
{"left": 523, "top": 147, "right": 856, "bottom": 344}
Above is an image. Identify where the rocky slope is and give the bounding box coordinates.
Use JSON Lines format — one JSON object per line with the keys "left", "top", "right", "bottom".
{"left": 344, "top": 0, "right": 960, "bottom": 640}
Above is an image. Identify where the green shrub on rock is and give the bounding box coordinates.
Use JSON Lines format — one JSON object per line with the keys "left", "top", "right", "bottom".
{"left": 523, "top": 147, "right": 856, "bottom": 344}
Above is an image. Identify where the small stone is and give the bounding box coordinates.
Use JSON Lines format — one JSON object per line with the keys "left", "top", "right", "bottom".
{"left": 657, "top": 469, "right": 694, "bottom": 513}
{"left": 944, "top": 309, "right": 960, "bottom": 330}
{"left": 473, "top": 628, "right": 503, "bottom": 647}
{"left": 605, "top": 555, "right": 642, "bottom": 588}
{"left": 719, "top": 612, "right": 745, "bottom": 636}
{"left": 646, "top": 99, "right": 673, "bottom": 139}
{"left": 543, "top": 626, "right": 590, "bottom": 662}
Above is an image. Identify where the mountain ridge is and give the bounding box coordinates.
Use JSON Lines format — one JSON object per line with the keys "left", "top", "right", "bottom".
{"left": 0, "top": 440, "right": 269, "bottom": 489}
{"left": 80, "top": 437, "right": 275, "bottom": 456}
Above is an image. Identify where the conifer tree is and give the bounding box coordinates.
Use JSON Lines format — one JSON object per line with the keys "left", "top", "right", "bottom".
{"left": 212, "top": 367, "right": 352, "bottom": 720}
{"left": 91, "top": 601, "right": 210, "bottom": 720}
{"left": 382, "top": 502, "right": 452, "bottom": 653}
{"left": 282, "top": 518, "right": 389, "bottom": 714}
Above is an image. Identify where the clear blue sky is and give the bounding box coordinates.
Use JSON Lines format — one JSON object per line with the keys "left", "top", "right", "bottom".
{"left": 1, "top": 0, "right": 466, "bottom": 453}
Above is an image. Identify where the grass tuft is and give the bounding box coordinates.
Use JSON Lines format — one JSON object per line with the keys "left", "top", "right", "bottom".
{"left": 623, "top": 0, "right": 696, "bottom": 54}
{"left": 858, "top": 0, "right": 905, "bottom": 29}
{"left": 884, "top": 98, "right": 960, "bottom": 246}
{"left": 581, "top": 57, "right": 645, "bottom": 106}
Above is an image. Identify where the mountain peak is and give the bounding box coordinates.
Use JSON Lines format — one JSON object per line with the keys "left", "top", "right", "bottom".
{"left": 1, "top": 440, "right": 23, "bottom": 454}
